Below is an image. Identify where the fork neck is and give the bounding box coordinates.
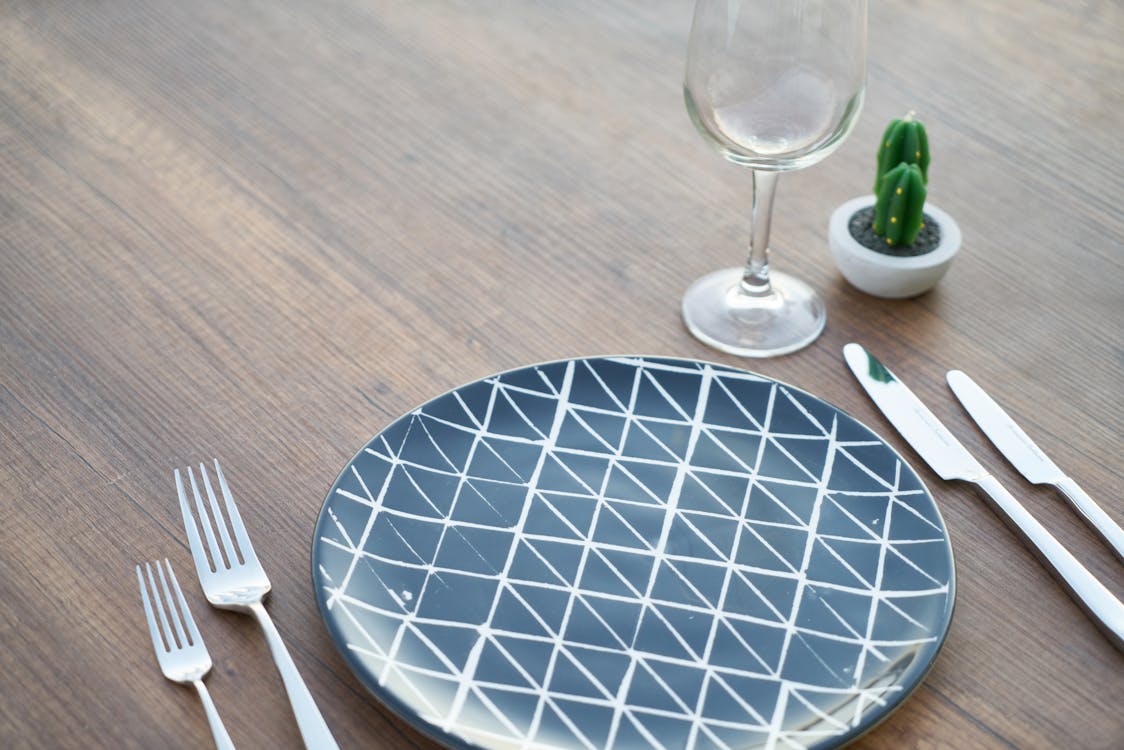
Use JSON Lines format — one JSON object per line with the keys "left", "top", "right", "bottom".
{"left": 247, "top": 600, "right": 270, "bottom": 623}
{"left": 192, "top": 680, "right": 236, "bottom": 750}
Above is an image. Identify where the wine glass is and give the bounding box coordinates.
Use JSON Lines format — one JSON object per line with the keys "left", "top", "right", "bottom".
{"left": 683, "top": 0, "right": 867, "bottom": 356}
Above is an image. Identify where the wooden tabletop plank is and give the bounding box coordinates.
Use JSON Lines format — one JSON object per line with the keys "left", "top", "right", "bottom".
{"left": 1, "top": 0, "right": 1121, "bottom": 748}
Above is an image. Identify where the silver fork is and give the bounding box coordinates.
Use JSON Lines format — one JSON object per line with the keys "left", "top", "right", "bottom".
{"left": 137, "top": 559, "right": 235, "bottom": 750}
{"left": 175, "top": 460, "right": 339, "bottom": 750}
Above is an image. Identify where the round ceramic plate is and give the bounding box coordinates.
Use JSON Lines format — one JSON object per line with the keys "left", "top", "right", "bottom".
{"left": 312, "top": 356, "right": 955, "bottom": 750}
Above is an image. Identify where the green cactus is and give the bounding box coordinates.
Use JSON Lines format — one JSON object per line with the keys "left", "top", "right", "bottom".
{"left": 874, "top": 114, "right": 929, "bottom": 193}
{"left": 872, "top": 162, "right": 926, "bottom": 246}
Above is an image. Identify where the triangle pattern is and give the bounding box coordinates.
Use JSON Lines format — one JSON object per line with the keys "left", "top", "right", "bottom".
{"left": 507, "top": 387, "right": 559, "bottom": 437}
{"left": 617, "top": 460, "right": 678, "bottom": 504}
{"left": 678, "top": 472, "right": 735, "bottom": 516}
{"left": 703, "top": 427, "right": 763, "bottom": 472}
{"left": 817, "top": 537, "right": 883, "bottom": 588}
{"left": 537, "top": 452, "right": 598, "bottom": 495}
{"left": 549, "top": 650, "right": 609, "bottom": 700}
{"left": 774, "top": 436, "right": 831, "bottom": 481}
{"left": 399, "top": 418, "right": 458, "bottom": 470}
{"left": 648, "top": 367, "right": 703, "bottom": 417}
{"left": 637, "top": 419, "right": 694, "bottom": 462}
{"left": 804, "top": 540, "right": 874, "bottom": 590}
{"left": 633, "top": 372, "right": 691, "bottom": 420}
{"left": 816, "top": 495, "right": 881, "bottom": 542}
{"left": 563, "top": 596, "right": 624, "bottom": 650}
{"left": 564, "top": 646, "right": 631, "bottom": 699}
{"left": 646, "top": 658, "right": 707, "bottom": 710}
{"left": 632, "top": 712, "right": 694, "bottom": 750}
{"left": 413, "top": 621, "right": 482, "bottom": 673}
{"left": 531, "top": 701, "right": 589, "bottom": 749}
{"left": 492, "top": 587, "right": 550, "bottom": 638}
{"left": 456, "top": 380, "right": 494, "bottom": 428}
{"left": 475, "top": 638, "right": 535, "bottom": 690}
{"left": 587, "top": 359, "right": 640, "bottom": 408}
{"left": 622, "top": 425, "right": 679, "bottom": 463}
{"left": 721, "top": 672, "right": 784, "bottom": 721}
{"left": 569, "top": 362, "right": 628, "bottom": 410}
{"left": 391, "top": 669, "right": 461, "bottom": 720}
{"left": 538, "top": 493, "right": 597, "bottom": 539}
{"left": 494, "top": 634, "right": 555, "bottom": 687}
{"left": 665, "top": 557, "right": 727, "bottom": 609}
{"left": 419, "top": 392, "right": 477, "bottom": 431}
{"left": 840, "top": 444, "right": 901, "bottom": 487}
{"left": 318, "top": 357, "right": 955, "bottom": 750}
{"left": 633, "top": 605, "right": 693, "bottom": 660}
{"left": 780, "top": 633, "right": 862, "bottom": 689}
{"left": 552, "top": 699, "right": 615, "bottom": 749}
{"left": 738, "top": 522, "right": 808, "bottom": 574}
{"left": 626, "top": 660, "right": 686, "bottom": 713}
{"left": 770, "top": 389, "right": 828, "bottom": 438}
{"left": 525, "top": 538, "right": 583, "bottom": 583}
{"left": 585, "top": 594, "right": 644, "bottom": 647}
{"left": 659, "top": 604, "right": 714, "bottom": 659}
{"left": 713, "top": 376, "right": 775, "bottom": 428}
{"left": 602, "top": 501, "right": 665, "bottom": 549}
{"left": 691, "top": 430, "right": 754, "bottom": 473}
{"left": 556, "top": 411, "right": 614, "bottom": 453}
{"left": 511, "top": 583, "right": 571, "bottom": 635}
{"left": 757, "top": 440, "right": 817, "bottom": 483}
{"left": 479, "top": 686, "right": 540, "bottom": 738}
{"left": 888, "top": 500, "right": 944, "bottom": 541}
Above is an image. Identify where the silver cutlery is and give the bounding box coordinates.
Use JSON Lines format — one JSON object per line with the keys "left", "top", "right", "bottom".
{"left": 843, "top": 343, "right": 1124, "bottom": 651}
{"left": 137, "top": 558, "right": 235, "bottom": 750}
{"left": 947, "top": 369, "right": 1124, "bottom": 562}
{"left": 176, "top": 460, "right": 340, "bottom": 750}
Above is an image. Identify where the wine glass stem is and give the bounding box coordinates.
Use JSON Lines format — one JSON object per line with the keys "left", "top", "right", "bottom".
{"left": 741, "top": 170, "right": 779, "bottom": 297}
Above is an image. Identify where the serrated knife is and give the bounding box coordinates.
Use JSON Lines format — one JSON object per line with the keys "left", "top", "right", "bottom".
{"left": 843, "top": 343, "right": 1124, "bottom": 651}
{"left": 947, "top": 370, "right": 1124, "bottom": 562}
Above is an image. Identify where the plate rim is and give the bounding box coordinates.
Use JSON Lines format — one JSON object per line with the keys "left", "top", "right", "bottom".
{"left": 309, "top": 353, "right": 958, "bottom": 750}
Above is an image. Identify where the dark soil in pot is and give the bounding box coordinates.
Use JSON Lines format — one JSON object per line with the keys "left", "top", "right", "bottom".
{"left": 849, "top": 205, "right": 942, "bottom": 257}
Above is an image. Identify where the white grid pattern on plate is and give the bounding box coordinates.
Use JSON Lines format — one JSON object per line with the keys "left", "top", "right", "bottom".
{"left": 317, "top": 357, "right": 951, "bottom": 750}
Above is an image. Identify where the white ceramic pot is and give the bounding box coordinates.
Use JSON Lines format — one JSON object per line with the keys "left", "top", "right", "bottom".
{"left": 829, "top": 195, "right": 961, "bottom": 299}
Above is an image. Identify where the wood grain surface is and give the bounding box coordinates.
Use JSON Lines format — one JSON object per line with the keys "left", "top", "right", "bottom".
{"left": 1, "top": 0, "right": 1122, "bottom": 748}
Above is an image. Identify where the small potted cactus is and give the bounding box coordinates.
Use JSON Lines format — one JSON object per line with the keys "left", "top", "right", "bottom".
{"left": 829, "top": 113, "right": 962, "bottom": 298}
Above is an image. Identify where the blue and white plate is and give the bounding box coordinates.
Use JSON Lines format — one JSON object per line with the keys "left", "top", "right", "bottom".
{"left": 312, "top": 356, "right": 955, "bottom": 750}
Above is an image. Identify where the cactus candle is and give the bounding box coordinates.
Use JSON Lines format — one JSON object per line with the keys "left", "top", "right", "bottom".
{"left": 828, "top": 112, "right": 962, "bottom": 298}
{"left": 874, "top": 112, "right": 930, "bottom": 192}
{"left": 873, "top": 162, "right": 927, "bottom": 246}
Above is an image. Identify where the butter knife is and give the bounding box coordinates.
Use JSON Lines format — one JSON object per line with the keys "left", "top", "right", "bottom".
{"left": 947, "top": 370, "right": 1124, "bottom": 562}
{"left": 843, "top": 343, "right": 1124, "bottom": 651}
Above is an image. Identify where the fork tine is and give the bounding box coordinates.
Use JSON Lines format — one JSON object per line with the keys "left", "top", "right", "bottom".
{"left": 177, "top": 468, "right": 216, "bottom": 576}
{"left": 137, "top": 564, "right": 166, "bottom": 654}
{"left": 213, "top": 459, "right": 258, "bottom": 565}
{"left": 199, "top": 462, "right": 240, "bottom": 567}
{"left": 164, "top": 558, "right": 203, "bottom": 647}
{"left": 145, "top": 562, "right": 178, "bottom": 650}
{"left": 156, "top": 559, "right": 190, "bottom": 649}
{"left": 188, "top": 466, "right": 227, "bottom": 571}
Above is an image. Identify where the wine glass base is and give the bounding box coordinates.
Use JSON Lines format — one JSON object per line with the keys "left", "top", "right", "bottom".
{"left": 682, "top": 267, "right": 826, "bottom": 357}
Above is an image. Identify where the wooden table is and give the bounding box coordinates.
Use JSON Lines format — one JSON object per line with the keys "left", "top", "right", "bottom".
{"left": 2, "top": 1, "right": 1121, "bottom": 747}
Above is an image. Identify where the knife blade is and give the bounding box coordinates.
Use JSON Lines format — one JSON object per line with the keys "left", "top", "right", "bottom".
{"left": 843, "top": 343, "right": 1124, "bottom": 651}
{"left": 947, "top": 369, "right": 1124, "bottom": 562}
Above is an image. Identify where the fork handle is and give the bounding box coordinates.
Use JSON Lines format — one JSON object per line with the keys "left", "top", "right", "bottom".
{"left": 192, "top": 680, "right": 235, "bottom": 750}
{"left": 249, "top": 602, "right": 340, "bottom": 750}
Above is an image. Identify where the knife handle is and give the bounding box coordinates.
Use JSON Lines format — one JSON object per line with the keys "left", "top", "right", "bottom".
{"left": 973, "top": 474, "right": 1124, "bottom": 651}
{"left": 1053, "top": 476, "right": 1124, "bottom": 563}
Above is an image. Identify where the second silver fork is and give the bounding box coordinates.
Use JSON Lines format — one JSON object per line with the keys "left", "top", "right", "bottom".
{"left": 137, "top": 559, "right": 235, "bottom": 750}
{"left": 176, "top": 460, "right": 339, "bottom": 750}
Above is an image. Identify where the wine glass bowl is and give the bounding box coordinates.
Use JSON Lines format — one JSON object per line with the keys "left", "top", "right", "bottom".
{"left": 682, "top": 0, "right": 867, "bottom": 356}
